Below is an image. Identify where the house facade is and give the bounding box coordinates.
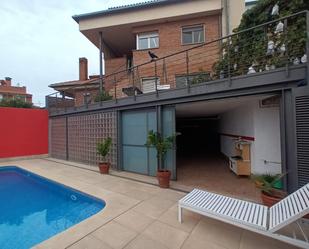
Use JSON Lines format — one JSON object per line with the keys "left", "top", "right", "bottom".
{"left": 72, "top": 0, "right": 245, "bottom": 99}
{"left": 48, "top": 58, "right": 100, "bottom": 107}
{"left": 48, "top": 1, "right": 309, "bottom": 195}
{"left": 0, "top": 77, "right": 32, "bottom": 104}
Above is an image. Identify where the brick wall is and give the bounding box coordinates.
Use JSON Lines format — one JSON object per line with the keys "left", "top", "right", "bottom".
{"left": 132, "top": 15, "right": 220, "bottom": 89}
{"left": 0, "top": 85, "right": 32, "bottom": 103}
{"left": 74, "top": 89, "right": 100, "bottom": 107}
{"left": 132, "top": 14, "right": 220, "bottom": 64}
{"left": 105, "top": 56, "right": 129, "bottom": 94}
{"left": 104, "top": 14, "right": 220, "bottom": 95}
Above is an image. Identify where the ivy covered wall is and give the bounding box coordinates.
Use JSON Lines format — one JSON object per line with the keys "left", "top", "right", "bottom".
{"left": 213, "top": 0, "right": 308, "bottom": 78}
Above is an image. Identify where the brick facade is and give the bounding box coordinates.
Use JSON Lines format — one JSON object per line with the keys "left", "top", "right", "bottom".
{"left": 104, "top": 14, "right": 220, "bottom": 97}
{"left": 50, "top": 14, "right": 221, "bottom": 103}
{"left": 0, "top": 77, "right": 32, "bottom": 103}
{"left": 74, "top": 88, "right": 101, "bottom": 107}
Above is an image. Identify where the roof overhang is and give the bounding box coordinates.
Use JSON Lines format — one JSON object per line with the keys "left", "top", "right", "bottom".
{"left": 73, "top": 0, "right": 222, "bottom": 56}
{"left": 49, "top": 80, "right": 100, "bottom": 96}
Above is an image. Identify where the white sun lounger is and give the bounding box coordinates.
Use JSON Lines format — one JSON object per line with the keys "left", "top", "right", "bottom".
{"left": 178, "top": 184, "right": 309, "bottom": 249}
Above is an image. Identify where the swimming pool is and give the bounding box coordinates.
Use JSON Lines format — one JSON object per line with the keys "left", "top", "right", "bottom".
{"left": 0, "top": 166, "right": 105, "bottom": 249}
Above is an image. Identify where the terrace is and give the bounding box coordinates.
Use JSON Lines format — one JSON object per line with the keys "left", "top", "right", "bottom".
{"left": 1, "top": 3, "right": 309, "bottom": 249}
{"left": 46, "top": 11, "right": 308, "bottom": 115}
{"left": 46, "top": 11, "right": 309, "bottom": 199}
{"left": 0, "top": 158, "right": 300, "bottom": 249}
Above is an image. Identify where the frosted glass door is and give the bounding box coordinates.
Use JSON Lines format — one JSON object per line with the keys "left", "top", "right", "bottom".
{"left": 122, "top": 110, "right": 157, "bottom": 175}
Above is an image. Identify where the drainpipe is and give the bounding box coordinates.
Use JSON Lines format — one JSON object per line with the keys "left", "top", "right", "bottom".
{"left": 99, "top": 31, "right": 103, "bottom": 94}
{"left": 222, "top": 0, "right": 230, "bottom": 35}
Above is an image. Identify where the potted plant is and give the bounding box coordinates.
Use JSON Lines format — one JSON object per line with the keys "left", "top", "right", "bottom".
{"left": 146, "top": 130, "right": 177, "bottom": 188}
{"left": 252, "top": 173, "right": 283, "bottom": 189}
{"left": 96, "top": 137, "right": 112, "bottom": 174}
{"left": 253, "top": 173, "right": 287, "bottom": 207}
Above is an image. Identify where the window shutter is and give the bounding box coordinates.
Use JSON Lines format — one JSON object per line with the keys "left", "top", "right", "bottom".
{"left": 295, "top": 95, "right": 309, "bottom": 187}
{"left": 142, "top": 78, "right": 159, "bottom": 93}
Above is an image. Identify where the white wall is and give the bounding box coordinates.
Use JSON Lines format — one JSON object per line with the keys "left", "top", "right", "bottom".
{"left": 253, "top": 103, "right": 282, "bottom": 174}
{"left": 219, "top": 99, "right": 282, "bottom": 175}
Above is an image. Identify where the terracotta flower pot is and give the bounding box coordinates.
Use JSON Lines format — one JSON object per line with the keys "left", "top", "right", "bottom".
{"left": 157, "top": 170, "right": 171, "bottom": 188}
{"left": 261, "top": 189, "right": 286, "bottom": 207}
{"left": 98, "top": 162, "right": 110, "bottom": 174}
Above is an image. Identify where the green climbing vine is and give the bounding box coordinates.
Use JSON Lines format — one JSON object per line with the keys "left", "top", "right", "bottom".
{"left": 213, "top": 0, "right": 308, "bottom": 78}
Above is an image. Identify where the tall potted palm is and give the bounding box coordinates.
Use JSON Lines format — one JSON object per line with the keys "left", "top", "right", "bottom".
{"left": 96, "top": 137, "right": 112, "bottom": 174}
{"left": 146, "top": 130, "right": 177, "bottom": 188}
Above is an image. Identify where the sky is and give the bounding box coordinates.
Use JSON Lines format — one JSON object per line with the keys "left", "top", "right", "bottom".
{"left": 0, "top": 0, "right": 144, "bottom": 106}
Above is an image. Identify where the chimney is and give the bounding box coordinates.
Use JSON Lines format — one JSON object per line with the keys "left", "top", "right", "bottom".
{"left": 79, "top": 57, "right": 88, "bottom": 81}
{"left": 5, "top": 77, "right": 12, "bottom": 86}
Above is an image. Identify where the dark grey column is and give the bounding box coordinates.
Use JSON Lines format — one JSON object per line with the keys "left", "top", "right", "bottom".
{"left": 117, "top": 110, "right": 122, "bottom": 171}
{"left": 280, "top": 89, "right": 298, "bottom": 192}
{"left": 156, "top": 105, "right": 162, "bottom": 134}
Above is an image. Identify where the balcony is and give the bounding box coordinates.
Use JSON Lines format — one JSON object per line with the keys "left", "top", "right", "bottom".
{"left": 47, "top": 11, "right": 309, "bottom": 115}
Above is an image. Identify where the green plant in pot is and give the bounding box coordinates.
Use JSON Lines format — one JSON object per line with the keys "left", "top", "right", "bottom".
{"left": 146, "top": 130, "right": 177, "bottom": 188}
{"left": 94, "top": 90, "right": 112, "bottom": 102}
{"left": 252, "top": 173, "right": 287, "bottom": 207}
{"left": 96, "top": 137, "right": 112, "bottom": 174}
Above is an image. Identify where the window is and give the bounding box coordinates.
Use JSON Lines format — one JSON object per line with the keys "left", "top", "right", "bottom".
{"left": 141, "top": 77, "right": 160, "bottom": 93}
{"left": 182, "top": 25, "right": 205, "bottom": 45}
{"left": 0, "top": 94, "right": 3, "bottom": 101}
{"left": 137, "top": 32, "right": 159, "bottom": 50}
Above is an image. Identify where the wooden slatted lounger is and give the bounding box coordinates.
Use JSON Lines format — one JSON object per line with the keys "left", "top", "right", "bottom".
{"left": 178, "top": 183, "right": 309, "bottom": 249}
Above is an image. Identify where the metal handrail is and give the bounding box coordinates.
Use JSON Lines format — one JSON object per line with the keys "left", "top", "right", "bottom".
{"left": 46, "top": 10, "right": 308, "bottom": 111}
{"left": 99, "top": 10, "right": 309, "bottom": 79}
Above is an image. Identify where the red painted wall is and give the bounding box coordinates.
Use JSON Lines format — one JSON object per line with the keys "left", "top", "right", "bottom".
{"left": 0, "top": 107, "right": 48, "bottom": 158}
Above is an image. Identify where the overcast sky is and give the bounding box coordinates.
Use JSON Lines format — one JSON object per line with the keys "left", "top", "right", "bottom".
{"left": 0, "top": 0, "right": 144, "bottom": 106}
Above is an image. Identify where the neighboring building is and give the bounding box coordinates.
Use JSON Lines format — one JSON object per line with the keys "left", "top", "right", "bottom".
{"left": 49, "top": 58, "right": 100, "bottom": 107}
{"left": 0, "top": 77, "right": 32, "bottom": 103}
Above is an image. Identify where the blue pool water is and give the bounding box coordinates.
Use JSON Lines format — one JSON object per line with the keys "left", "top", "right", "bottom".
{"left": 0, "top": 166, "right": 105, "bottom": 249}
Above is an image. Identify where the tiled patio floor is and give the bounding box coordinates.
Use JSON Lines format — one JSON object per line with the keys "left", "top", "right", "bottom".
{"left": 0, "top": 158, "right": 297, "bottom": 249}
{"left": 176, "top": 154, "right": 261, "bottom": 202}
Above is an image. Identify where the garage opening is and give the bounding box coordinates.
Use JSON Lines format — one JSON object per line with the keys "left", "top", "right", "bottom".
{"left": 175, "top": 94, "right": 282, "bottom": 202}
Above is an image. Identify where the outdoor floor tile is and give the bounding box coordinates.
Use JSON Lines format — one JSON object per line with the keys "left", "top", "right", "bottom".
{"left": 132, "top": 202, "right": 163, "bottom": 219}
{"left": 124, "top": 235, "right": 169, "bottom": 249}
{"left": 122, "top": 188, "right": 155, "bottom": 201}
{"left": 155, "top": 189, "right": 186, "bottom": 202}
{"left": 158, "top": 207, "right": 200, "bottom": 233}
{"left": 239, "top": 230, "right": 299, "bottom": 249}
{"left": 68, "top": 235, "right": 112, "bottom": 249}
{"left": 114, "top": 209, "right": 155, "bottom": 233}
{"left": 132, "top": 198, "right": 175, "bottom": 219}
{"left": 142, "top": 221, "right": 188, "bottom": 249}
{"left": 186, "top": 218, "right": 243, "bottom": 249}
{"left": 181, "top": 237, "right": 228, "bottom": 249}
{"left": 169, "top": 204, "right": 203, "bottom": 220}
{"left": 92, "top": 221, "right": 137, "bottom": 249}
{"left": 146, "top": 195, "right": 176, "bottom": 209}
